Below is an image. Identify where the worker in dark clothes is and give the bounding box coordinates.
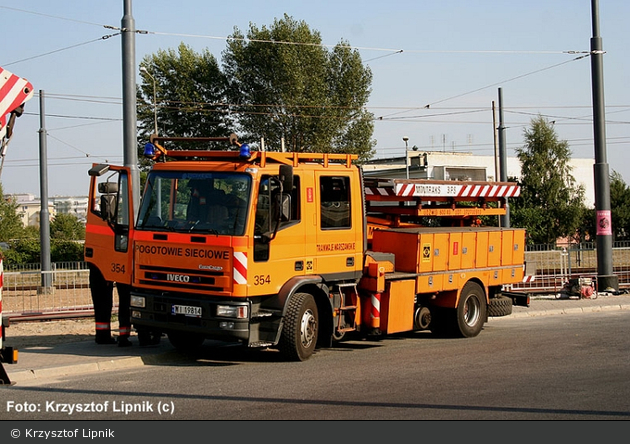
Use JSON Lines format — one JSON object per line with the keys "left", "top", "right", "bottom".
{"left": 116, "top": 283, "right": 132, "bottom": 347}
{"left": 88, "top": 264, "right": 131, "bottom": 347}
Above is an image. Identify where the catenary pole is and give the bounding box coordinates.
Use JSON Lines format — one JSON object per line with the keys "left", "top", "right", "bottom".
{"left": 498, "top": 88, "right": 509, "bottom": 228}
{"left": 38, "top": 91, "right": 52, "bottom": 291}
{"left": 590, "top": 0, "right": 618, "bottom": 292}
{"left": 121, "top": 0, "right": 140, "bottom": 217}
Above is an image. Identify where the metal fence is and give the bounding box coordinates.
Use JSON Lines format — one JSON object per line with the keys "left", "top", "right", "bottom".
{"left": 512, "top": 242, "right": 630, "bottom": 293}
{"left": 2, "top": 243, "right": 629, "bottom": 316}
{"left": 1, "top": 264, "right": 120, "bottom": 317}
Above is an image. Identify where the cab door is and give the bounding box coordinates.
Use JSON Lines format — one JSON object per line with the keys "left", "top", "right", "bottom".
{"left": 84, "top": 164, "right": 135, "bottom": 284}
{"left": 313, "top": 172, "right": 363, "bottom": 280}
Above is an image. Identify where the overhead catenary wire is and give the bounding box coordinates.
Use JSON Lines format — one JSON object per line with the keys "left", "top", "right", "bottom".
{"left": 1, "top": 5, "right": 590, "bottom": 64}
{"left": 2, "top": 34, "right": 120, "bottom": 67}
{"left": 3, "top": 6, "right": 627, "bottom": 169}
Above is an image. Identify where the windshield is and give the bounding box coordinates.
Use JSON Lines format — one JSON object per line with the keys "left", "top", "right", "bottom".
{"left": 136, "top": 171, "right": 251, "bottom": 236}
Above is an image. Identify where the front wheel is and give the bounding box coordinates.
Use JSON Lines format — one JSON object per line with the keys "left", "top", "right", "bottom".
{"left": 279, "top": 292, "right": 319, "bottom": 361}
{"left": 455, "top": 282, "right": 487, "bottom": 338}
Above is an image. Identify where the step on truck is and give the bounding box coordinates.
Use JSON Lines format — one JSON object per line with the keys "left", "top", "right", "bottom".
{"left": 84, "top": 135, "right": 530, "bottom": 361}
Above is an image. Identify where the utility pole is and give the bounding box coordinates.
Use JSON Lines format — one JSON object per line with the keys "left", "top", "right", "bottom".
{"left": 492, "top": 101, "right": 499, "bottom": 182}
{"left": 403, "top": 136, "right": 409, "bottom": 179}
{"left": 121, "top": 0, "right": 140, "bottom": 217}
{"left": 498, "top": 88, "right": 509, "bottom": 228}
{"left": 590, "top": 0, "right": 618, "bottom": 292}
{"left": 38, "top": 90, "right": 52, "bottom": 292}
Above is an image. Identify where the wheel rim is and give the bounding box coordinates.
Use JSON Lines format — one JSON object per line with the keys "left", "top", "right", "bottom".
{"left": 464, "top": 295, "right": 481, "bottom": 327}
{"left": 300, "top": 308, "right": 317, "bottom": 348}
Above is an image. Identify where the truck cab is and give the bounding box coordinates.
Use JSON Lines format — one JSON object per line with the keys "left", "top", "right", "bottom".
{"left": 85, "top": 138, "right": 366, "bottom": 360}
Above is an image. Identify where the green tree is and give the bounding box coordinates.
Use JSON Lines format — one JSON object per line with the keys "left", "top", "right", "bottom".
{"left": 3, "top": 238, "right": 40, "bottom": 265}
{"left": 0, "top": 183, "right": 25, "bottom": 242}
{"left": 50, "top": 213, "right": 85, "bottom": 240}
{"left": 609, "top": 171, "right": 630, "bottom": 240}
{"left": 510, "top": 116, "right": 586, "bottom": 245}
{"left": 576, "top": 207, "right": 595, "bottom": 243}
{"left": 50, "top": 213, "right": 86, "bottom": 262}
{"left": 137, "top": 43, "right": 231, "bottom": 158}
{"left": 222, "top": 14, "right": 376, "bottom": 161}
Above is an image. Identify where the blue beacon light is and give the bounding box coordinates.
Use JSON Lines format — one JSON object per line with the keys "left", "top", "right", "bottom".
{"left": 143, "top": 143, "right": 156, "bottom": 158}
{"left": 239, "top": 143, "right": 251, "bottom": 159}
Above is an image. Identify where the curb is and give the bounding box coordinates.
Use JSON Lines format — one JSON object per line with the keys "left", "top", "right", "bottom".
{"left": 496, "top": 303, "right": 630, "bottom": 319}
{"left": 7, "top": 351, "right": 180, "bottom": 384}
{"left": 8, "top": 357, "right": 145, "bottom": 383}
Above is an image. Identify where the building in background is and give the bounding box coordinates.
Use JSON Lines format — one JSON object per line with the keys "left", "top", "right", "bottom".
{"left": 50, "top": 195, "right": 89, "bottom": 224}
{"left": 3, "top": 194, "right": 89, "bottom": 228}
{"left": 7, "top": 193, "right": 56, "bottom": 228}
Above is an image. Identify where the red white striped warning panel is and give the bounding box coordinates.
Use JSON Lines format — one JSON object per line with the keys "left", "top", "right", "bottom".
{"left": 233, "top": 251, "right": 248, "bottom": 285}
{"left": 395, "top": 182, "right": 520, "bottom": 198}
{"left": 1, "top": 66, "right": 35, "bottom": 140}
{"left": 364, "top": 181, "right": 520, "bottom": 199}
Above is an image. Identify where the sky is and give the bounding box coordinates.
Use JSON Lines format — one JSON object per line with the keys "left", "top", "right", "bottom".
{"left": 1, "top": 0, "right": 628, "bottom": 199}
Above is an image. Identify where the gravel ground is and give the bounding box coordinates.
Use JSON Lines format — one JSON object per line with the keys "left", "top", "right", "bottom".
{"left": 5, "top": 316, "right": 105, "bottom": 348}
{"left": 2, "top": 288, "right": 121, "bottom": 349}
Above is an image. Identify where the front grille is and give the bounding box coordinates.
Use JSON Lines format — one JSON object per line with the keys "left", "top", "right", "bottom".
{"left": 137, "top": 264, "right": 227, "bottom": 292}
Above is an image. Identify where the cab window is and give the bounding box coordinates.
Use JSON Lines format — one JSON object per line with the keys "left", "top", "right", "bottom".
{"left": 320, "top": 176, "right": 351, "bottom": 229}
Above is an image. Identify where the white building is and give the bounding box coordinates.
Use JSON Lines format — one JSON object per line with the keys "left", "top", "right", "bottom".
{"left": 50, "top": 196, "right": 89, "bottom": 224}
{"left": 4, "top": 194, "right": 90, "bottom": 228}
{"left": 362, "top": 151, "right": 596, "bottom": 207}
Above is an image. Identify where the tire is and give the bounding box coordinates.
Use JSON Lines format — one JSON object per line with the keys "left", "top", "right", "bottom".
{"left": 279, "top": 292, "right": 319, "bottom": 361}
{"left": 167, "top": 331, "right": 205, "bottom": 352}
{"left": 454, "top": 282, "right": 487, "bottom": 338}
{"left": 488, "top": 295, "right": 513, "bottom": 317}
{"left": 414, "top": 306, "right": 432, "bottom": 330}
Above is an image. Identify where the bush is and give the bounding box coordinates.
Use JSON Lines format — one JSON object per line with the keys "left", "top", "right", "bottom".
{"left": 51, "top": 240, "right": 84, "bottom": 262}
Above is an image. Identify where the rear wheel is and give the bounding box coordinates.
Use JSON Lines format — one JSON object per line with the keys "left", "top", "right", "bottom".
{"left": 455, "top": 282, "right": 487, "bottom": 337}
{"left": 279, "top": 292, "right": 318, "bottom": 361}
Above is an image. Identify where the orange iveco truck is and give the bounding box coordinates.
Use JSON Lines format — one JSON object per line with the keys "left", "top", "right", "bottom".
{"left": 84, "top": 135, "right": 529, "bottom": 361}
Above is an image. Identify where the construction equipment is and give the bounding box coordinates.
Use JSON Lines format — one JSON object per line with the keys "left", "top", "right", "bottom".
{"left": 0, "top": 66, "right": 34, "bottom": 178}
{"left": 0, "top": 65, "right": 32, "bottom": 383}
{"left": 84, "top": 135, "right": 530, "bottom": 361}
{"left": 1, "top": 257, "right": 19, "bottom": 384}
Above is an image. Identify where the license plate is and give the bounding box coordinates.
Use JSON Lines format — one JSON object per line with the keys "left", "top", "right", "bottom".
{"left": 172, "top": 304, "right": 202, "bottom": 317}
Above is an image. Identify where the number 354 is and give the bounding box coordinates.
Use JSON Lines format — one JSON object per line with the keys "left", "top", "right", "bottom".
{"left": 253, "top": 274, "right": 270, "bottom": 285}
{"left": 111, "top": 263, "right": 126, "bottom": 273}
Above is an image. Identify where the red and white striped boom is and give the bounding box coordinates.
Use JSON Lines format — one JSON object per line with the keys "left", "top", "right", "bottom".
{"left": 0, "top": 66, "right": 34, "bottom": 141}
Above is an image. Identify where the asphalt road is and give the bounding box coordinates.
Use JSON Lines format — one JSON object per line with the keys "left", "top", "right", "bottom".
{"left": 2, "top": 310, "right": 629, "bottom": 421}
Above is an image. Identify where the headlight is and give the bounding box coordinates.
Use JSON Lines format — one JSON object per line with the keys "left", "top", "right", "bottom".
{"left": 130, "top": 295, "right": 146, "bottom": 308}
{"left": 216, "top": 305, "right": 248, "bottom": 319}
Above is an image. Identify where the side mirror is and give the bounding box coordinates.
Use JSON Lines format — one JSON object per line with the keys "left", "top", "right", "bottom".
{"left": 279, "top": 194, "right": 291, "bottom": 222}
{"left": 98, "top": 182, "right": 119, "bottom": 194}
{"left": 279, "top": 164, "right": 293, "bottom": 193}
{"left": 100, "top": 195, "right": 116, "bottom": 222}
